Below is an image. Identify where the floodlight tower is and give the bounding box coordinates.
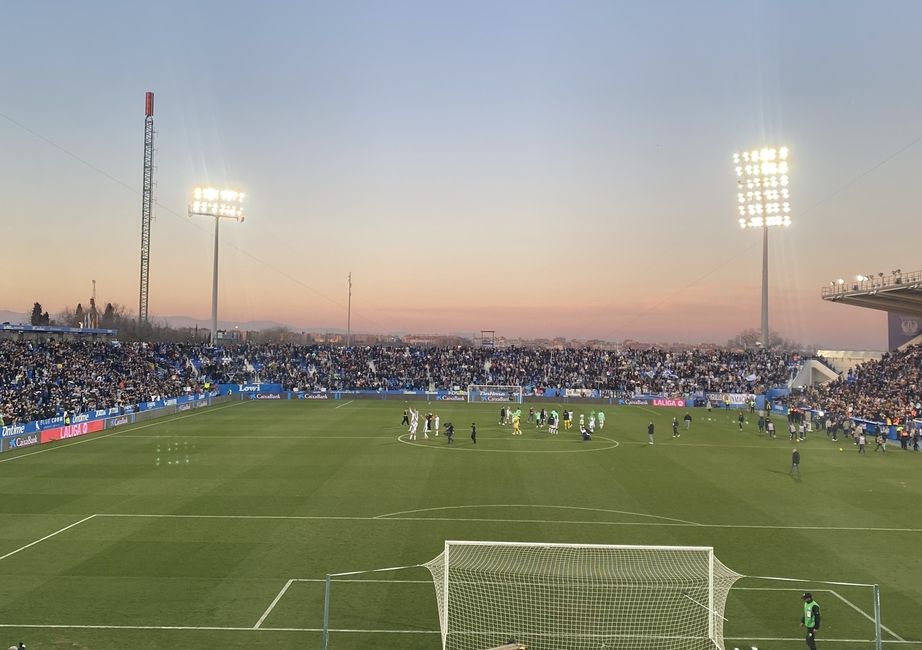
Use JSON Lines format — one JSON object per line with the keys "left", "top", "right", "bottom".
{"left": 138, "top": 91, "right": 155, "bottom": 326}
{"left": 188, "top": 188, "right": 246, "bottom": 344}
{"left": 733, "top": 146, "right": 792, "bottom": 349}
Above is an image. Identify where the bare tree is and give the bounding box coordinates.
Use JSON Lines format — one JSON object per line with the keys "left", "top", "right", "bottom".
{"left": 728, "top": 328, "right": 806, "bottom": 351}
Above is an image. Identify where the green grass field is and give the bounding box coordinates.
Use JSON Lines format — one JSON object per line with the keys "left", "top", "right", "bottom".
{"left": 0, "top": 399, "right": 920, "bottom": 650}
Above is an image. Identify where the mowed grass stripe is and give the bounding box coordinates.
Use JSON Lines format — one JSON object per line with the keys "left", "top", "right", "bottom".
{"left": 0, "top": 401, "right": 920, "bottom": 650}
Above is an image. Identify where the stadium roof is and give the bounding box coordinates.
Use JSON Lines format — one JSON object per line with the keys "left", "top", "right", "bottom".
{"left": 821, "top": 269, "right": 922, "bottom": 318}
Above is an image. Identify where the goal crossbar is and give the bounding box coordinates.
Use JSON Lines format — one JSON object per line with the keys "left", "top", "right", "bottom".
{"left": 446, "top": 541, "right": 715, "bottom": 551}
{"left": 425, "top": 541, "right": 742, "bottom": 650}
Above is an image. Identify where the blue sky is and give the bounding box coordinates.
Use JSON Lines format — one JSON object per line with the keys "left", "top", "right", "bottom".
{"left": 1, "top": 0, "right": 921, "bottom": 348}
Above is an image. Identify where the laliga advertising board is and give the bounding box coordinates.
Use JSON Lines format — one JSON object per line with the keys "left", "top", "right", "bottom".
{"left": 652, "top": 398, "right": 687, "bottom": 407}
{"left": 40, "top": 419, "right": 106, "bottom": 444}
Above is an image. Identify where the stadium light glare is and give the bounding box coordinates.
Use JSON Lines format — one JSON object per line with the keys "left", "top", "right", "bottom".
{"left": 188, "top": 187, "right": 247, "bottom": 345}
{"left": 191, "top": 186, "right": 246, "bottom": 221}
{"left": 736, "top": 146, "right": 792, "bottom": 230}
{"left": 733, "top": 144, "right": 792, "bottom": 348}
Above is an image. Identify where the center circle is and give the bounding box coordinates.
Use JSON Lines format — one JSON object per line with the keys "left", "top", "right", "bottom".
{"left": 396, "top": 433, "right": 620, "bottom": 453}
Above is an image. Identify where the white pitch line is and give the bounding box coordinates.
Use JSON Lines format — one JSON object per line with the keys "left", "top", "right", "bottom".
{"left": 334, "top": 400, "right": 354, "bottom": 409}
{"left": 0, "top": 401, "right": 245, "bottom": 464}
{"left": 116, "top": 435, "right": 391, "bottom": 440}
{"left": 292, "top": 578, "right": 431, "bottom": 584}
{"left": 725, "top": 637, "right": 898, "bottom": 644}
{"left": 91, "top": 512, "right": 922, "bottom": 533}
{"left": 0, "top": 514, "right": 96, "bottom": 563}
{"left": 0, "top": 623, "right": 262, "bottom": 631}
{"left": 76, "top": 432, "right": 852, "bottom": 450}
{"left": 830, "top": 588, "right": 906, "bottom": 642}
{"left": 373, "top": 503, "right": 700, "bottom": 526}
{"left": 0, "top": 623, "right": 438, "bottom": 633}
{"left": 735, "top": 586, "right": 813, "bottom": 591}
{"left": 253, "top": 579, "right": 293, "bottom": 629}
{"left": 0, "top": 624, "right": 915, "bottom": 642}
{"left": 397, "top": 433, "right": 621, "bottom": 453}
{"left": 732, "top": 586, "right": 908, "bottom": 643}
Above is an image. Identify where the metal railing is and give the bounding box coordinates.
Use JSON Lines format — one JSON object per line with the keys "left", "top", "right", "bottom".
{"left": 821, "top": 268, "right": 922, "bottom": 298}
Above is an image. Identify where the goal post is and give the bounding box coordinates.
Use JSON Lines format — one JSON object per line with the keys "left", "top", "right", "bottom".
{"left": 317, "top": 554, "right": 887, "bottom": 650}
{"left": 467, "top": 385, "right": 524, "bottom": 404}
{"left": 423, "top": 541, "right": 743, "bottom": 650}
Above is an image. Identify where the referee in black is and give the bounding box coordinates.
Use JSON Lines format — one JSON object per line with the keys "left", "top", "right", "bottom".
{"left": 791, "top": 448, "right": 801, "bottom": 478}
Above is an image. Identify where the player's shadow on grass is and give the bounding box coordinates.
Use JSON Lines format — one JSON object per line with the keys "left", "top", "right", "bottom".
{"left": 766, "top": 468, "right": 802, "bottom": 481}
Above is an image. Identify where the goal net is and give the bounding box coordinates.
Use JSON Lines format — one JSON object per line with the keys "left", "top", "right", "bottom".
{"left": 467, "top": 385, "right": 524, "bottom": 404}
{"left": 423, "top": 541, "right": 743, "bottom": 650}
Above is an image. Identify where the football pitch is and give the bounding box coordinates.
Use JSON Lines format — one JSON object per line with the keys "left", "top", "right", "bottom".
{"left": 0, "top": 399, "right": 920, "bottom": 650}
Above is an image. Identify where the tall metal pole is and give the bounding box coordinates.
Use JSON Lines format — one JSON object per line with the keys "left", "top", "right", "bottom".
{"left": 873, "top": 584, "right": 882, "bottom": 650}
{"left": 347, "top": 272, "right": 352, "bottom": 347}
{"left": 138, "top": 91, "right": 155, "bottom": 326}
{"left": 211, "top": 215, "right": 220, "bottom": 344}
{"left": 761, "top": 225, "right": 769, "bottom": 349}
{"left": 322, "top": 574, "right": 332, "bottom": 650}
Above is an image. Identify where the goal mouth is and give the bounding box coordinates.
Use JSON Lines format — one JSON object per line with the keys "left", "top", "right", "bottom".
{"left": 424, "top": 541, "right": 743, "bottom": 650}
{"left": 467, "top": 385, "right": 524, "bottom": 404}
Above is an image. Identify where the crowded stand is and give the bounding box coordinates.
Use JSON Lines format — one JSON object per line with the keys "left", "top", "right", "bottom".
{"left": 1, "top": 340, "right": 803, "bottom": 425}
{"left": 788, "top": 344, "right": 921, "bottom": 426}
{"left": 0, "top": 340, "right": 203, "bottom": 424}
{"left": 199, "top": 344, "right": 800, "bottom": 395}
{"left": 2, "top": 336, "right": 920, "bottom": 436}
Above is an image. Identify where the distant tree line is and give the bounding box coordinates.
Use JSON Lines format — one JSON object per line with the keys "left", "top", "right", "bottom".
{"left": 727, "top": 328, "right": 813, "bottom": 352}
{"left": 24, "top": 302, "right": 814, "bottom": 350}
{"left": 27, "top": 301, "right": 205, "bottom": 343}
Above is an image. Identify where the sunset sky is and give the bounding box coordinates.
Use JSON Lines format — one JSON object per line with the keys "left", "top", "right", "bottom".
{"left": 2, "top": 1, "right": 921, "bottom": 349}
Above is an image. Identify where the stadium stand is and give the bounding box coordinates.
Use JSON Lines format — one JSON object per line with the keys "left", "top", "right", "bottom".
{"left": 2, "top": 340, "right": 807, "bottom": 425}
{"left": 792, "top": 343, "right": 922, "bottom": 423}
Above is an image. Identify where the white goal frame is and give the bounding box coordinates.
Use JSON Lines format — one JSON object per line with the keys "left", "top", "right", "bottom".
{"left": 425, "top": 540, "right": 741, "bottom": 650}
{"left": 466, "top": 385, "right": 524, "bottom": 404}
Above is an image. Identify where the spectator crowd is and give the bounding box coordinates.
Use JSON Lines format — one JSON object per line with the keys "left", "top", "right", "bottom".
{"left": 0, "top": 338, "right": 918, "bottom": 430}
{"left": 0, "top": 340, "right": 202, "bottom": 424}
{"left": 789, "top": 344, "right": 922, "bottom": 426}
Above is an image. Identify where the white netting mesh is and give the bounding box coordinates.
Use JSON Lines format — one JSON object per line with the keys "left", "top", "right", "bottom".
{"left": 424, "top": 542, "right": 743, "bottom": 650}
{"left": 467, "top": 385, "right": 524, "bottom": 403}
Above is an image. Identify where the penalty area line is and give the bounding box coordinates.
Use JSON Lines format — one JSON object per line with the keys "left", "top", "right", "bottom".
{"left": 253, "top": 579, "right": 294, "bottom": 629}
{"left": 90, "top": 512, "right": 922, "bottom": 533}
{"left": 829, "top": 589, "right": 906, "bottom": 642}
{"left": 0, "top": 514, "right": 96, "bottom": 563}
{"left": 0, "top": 623, "right": 439, "bottom": 634}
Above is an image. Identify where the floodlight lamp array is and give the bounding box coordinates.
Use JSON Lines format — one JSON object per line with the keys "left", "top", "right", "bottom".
{"left": 191, "top": 187, "right": 246, "bottom": 220}
{"left": 733, "top": 147, "right": 791, "bottom": 229}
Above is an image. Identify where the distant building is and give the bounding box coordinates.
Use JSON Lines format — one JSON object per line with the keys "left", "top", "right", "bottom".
{"left": 0, "top": 323, "right": 117, "bottom": 341}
